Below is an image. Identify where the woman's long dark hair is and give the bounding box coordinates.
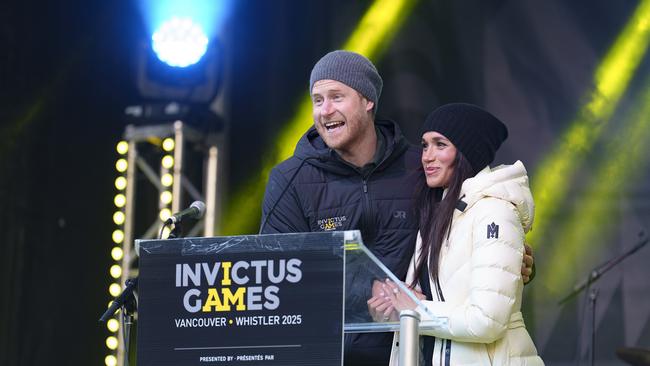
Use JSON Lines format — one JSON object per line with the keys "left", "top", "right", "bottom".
{"left": 411, "top": 151, "right": 476, "bottom": 288}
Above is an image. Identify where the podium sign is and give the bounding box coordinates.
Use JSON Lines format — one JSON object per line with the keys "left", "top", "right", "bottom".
{"left": 136, "top": 232, "right": 345, "bottom": 366}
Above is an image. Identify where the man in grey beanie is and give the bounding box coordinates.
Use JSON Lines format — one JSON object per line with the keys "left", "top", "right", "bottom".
{"left": 261, "top": 50, "right": 421, "bottom": 365}
{"left": 260, "top": 50, "right": 534, "bottom": 365}
{"left": 309, "top": 50, "right": 384, "bottom": 167}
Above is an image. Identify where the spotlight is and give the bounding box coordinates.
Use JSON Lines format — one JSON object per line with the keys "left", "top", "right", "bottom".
{"left": 152, "top": 17, "right": 208, "bottom": 68}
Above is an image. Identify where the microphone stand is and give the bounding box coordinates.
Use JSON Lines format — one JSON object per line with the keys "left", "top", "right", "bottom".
{"left": 99, "top": 278, "right": 138, "bottom": 366}
{"left": 100, "top": 203, "right": 198, "bottom": 365}
{"left": 558, "top": 231, "right": 648, "bottom": 366}
{"left": 158, "top": 221, "right": 181, "bottom": 239}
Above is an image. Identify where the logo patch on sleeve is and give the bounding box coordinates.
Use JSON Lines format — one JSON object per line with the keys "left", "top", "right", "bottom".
{"left": 487, "top": 222, "right": 499, "bottom": 239}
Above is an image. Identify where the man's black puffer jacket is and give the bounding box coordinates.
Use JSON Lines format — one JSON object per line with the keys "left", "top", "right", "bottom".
{"left": 261, "top": 119, "right": 423, "bottom": 366}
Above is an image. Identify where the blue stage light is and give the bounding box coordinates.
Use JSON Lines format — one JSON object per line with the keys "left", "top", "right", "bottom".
{"left": 152, "top": 17, "right": 209, "bottom": 68}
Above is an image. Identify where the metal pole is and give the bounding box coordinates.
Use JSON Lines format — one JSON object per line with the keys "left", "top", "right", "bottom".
{"left": 399, "top": 309, "right": 420, "bottom": 366}
{"left": 172, "top": 121, "right": 184, "bottom": 213}
{"left": 204, "top": 145, "right": 218, "bottom": 236}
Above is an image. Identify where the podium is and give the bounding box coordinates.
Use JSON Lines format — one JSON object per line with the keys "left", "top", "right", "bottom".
{"left": 135, "top": 230, "right": 445, "bottom": 366}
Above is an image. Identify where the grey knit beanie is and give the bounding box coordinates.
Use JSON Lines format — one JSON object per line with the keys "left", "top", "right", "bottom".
{"left": 309, "top": 50, "right": 383, "bottom": 112}
{"left": 420, "top": 103, "right": 509, "bottom": 174}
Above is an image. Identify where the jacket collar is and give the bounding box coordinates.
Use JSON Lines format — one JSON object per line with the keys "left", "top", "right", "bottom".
{"left": 456, "top": 161, "right": 534, "bottom": 232}
{"left": 293, "top": 118, "right": 409, "bottom": 175}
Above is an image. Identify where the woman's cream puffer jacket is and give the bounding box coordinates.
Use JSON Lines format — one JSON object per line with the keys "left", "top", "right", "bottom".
{"left": 390, "top": 161, "right": 544, "bottom": 365}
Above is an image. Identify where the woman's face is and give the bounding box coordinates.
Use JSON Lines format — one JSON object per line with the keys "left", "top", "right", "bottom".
{"left": 421, "top": 131, "right": 457, "bottom": 188}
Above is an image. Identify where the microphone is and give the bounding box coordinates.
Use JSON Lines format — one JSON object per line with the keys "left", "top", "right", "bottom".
{"left": 259, "top": 155, "right": 326, "bottom": 234}
{"left": 165, "top": 201, "right": 206, "bottom": 225}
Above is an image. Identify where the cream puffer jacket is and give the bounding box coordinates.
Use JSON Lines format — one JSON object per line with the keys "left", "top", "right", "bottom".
{"left": 390, "top": 161, "right": 544, "bottom": 365}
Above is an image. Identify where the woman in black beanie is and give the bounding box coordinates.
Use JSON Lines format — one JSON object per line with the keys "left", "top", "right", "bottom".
{"left": 378, "top": 103, "right": 543, "bottom": 365}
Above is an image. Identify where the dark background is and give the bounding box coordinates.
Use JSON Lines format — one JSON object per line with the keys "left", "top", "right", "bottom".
{"left": 1, "top": 1, "right": 649, "bottom": 365}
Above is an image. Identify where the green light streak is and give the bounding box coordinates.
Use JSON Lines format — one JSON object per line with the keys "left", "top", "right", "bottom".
{"left": 543, "top": 80, "right": 650, "bottom": 296}
{"left": 528, "top": 0, "right": 650, "bottom": 247}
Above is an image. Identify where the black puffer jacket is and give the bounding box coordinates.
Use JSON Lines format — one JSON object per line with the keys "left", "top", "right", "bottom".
{"left": 261, "top": 119, "right": 423, "bottom": 365}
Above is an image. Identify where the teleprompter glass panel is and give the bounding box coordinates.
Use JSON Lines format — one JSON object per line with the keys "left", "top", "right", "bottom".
{"left": 342, "top": 230, "right": 445, "bottom": 333}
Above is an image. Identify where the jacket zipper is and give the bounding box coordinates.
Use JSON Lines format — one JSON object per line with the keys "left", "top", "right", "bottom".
{"left": 361, "top": 179, "right": 375, "bottom": 245}
{"left": 352, "top": 129, "right": 402, "bottom": 246}
{"left": 434, "top": 277, "right": 451, "bottom": 366}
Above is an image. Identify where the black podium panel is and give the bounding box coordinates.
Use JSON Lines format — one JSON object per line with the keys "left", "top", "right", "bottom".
{"left": 137, "top": 232, "right": 344, "bottom": 366}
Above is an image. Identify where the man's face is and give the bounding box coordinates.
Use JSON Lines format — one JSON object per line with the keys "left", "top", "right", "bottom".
{"left": 311, "top": 79, "right": 374, "bottom": 154}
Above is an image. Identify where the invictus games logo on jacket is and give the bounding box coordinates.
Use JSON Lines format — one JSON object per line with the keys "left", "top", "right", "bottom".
{"left": 317, "top": 216, "right": 347, "bottom": 231}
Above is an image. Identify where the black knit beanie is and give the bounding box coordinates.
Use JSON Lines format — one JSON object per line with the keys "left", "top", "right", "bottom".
{"left": 420, "top": 103, "right": 509, "bottom": 174}
{"left": 310, "top": 50, "right": 383, "bottom": 113}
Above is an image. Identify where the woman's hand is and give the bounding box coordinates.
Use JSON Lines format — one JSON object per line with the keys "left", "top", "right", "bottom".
{"left": 522, "top": 243, "right": 535, "bottom": 284}
{"left": 383, "top": 279, "right": 425, "bottom": 313}
{"left": 367, "top": 280, "right": 397, "bottom": 322}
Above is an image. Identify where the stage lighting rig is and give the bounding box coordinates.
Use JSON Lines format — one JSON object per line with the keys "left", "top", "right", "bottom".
{"left": 136, "top": 19, "right": 221, "bottom": 104}
{"left": 152, "top": 17, "right": 208, "bottom": 68}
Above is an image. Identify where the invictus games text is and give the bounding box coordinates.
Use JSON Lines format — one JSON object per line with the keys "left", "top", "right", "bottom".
{"left": 175, "top": 259, "right": 302, "bottom": 313}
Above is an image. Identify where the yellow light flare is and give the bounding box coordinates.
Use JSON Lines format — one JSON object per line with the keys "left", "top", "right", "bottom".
{"left": 109, "top": 283, "right": 121, "bottom": 297}
{"left": 162, "top": 137, "right": 175, "bottom": 152}
{"left": 543, "top": 78, "right": 650, "bottom": 297}
{"left": 111, "top": 247, "right": 124, "bottom": 261}
{"left": 110, "top": 265, "right": 122, "bottom": 279}
{"left": 112, "top": 211, "right": 125, "bottom": 225}
{"left": 161, "top": 155, "right": 174, "bottom": 169}
{"left": 160, "top": 191, "right": 173, "bottom": 204}
{"left": 112, "top": 230, "right": 124, "bottom": 244}
{"left": 159, "top": 208, "right": 172, "bottom": 222}
{"left": 114, "top": 176, "right": 127, "bottom": 191}
{"left": 114, "top": 194, "right": 126, "bottom": 208}
{"left": 116, "top": 141, "right": 128, "bottom": 155}
{"left": 161, "top": 173, "right": 173, "bottom": 187}
{"left": 105, "top": 355, "right": 117, "bottom": 366}
{"left": 529, "top": 0, "right": 650, "bottom": 248}
{"left": 106, "top": 336, "right": 118, "bottom": 350}
{"left": 107, "top": 318, "right": 120, "bottom": 332}
{"left": 115, "top": 158, "right": 128, "bottom": 172}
